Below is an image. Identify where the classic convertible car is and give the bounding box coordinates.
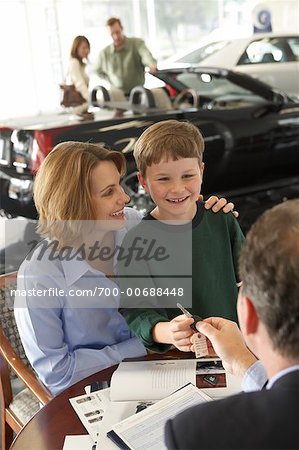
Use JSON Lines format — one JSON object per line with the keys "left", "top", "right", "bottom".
{"left": 1, "top": 66, "right": 299, "bottom": 234}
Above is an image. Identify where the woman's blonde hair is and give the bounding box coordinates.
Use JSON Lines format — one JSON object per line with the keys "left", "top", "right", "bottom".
{"left": 70, "top": 35, "right": 90, "bottom": 64}
{"left": 134, "top": 120, "right": 205, "bottom": 176}
{"left": 34, "top": 141, "right": 126, "bottom": 244}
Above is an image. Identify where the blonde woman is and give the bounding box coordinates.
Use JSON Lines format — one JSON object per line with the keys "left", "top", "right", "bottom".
{"left": 14, "top": 142, "right": 146, "bottom": 395}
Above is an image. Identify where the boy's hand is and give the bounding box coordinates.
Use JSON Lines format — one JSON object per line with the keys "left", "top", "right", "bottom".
{"left": 169, "top": 315, "right": 195, "bottom": 351}
{"left": 199, "top": 195, "right": 239, "bottom": 218}
{"left": 152, "top": 315, "right": 194, "bottom": 351}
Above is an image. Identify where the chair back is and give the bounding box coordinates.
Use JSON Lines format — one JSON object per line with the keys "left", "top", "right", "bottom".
{"left": 0, "top": 272, "right": 29, "bottom": 375}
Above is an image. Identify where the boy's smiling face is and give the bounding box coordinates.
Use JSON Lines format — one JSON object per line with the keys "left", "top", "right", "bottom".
{"left": 138, "top": 157, "right": 204, "bottom": 221}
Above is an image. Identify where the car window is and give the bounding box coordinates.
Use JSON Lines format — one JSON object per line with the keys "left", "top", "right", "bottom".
{"left": 177, "top": 40, "right": 229, "bottom": 64}
{"left": 238, "top": 36, "right": 299, "bottom": 65}
{"left": 177, "top": 72, "right": 251, "bottom": 96}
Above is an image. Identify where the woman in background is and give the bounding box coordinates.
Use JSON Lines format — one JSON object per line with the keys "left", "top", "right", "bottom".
{"left": 68, "top": 35, "right": 91, "bottom": 115}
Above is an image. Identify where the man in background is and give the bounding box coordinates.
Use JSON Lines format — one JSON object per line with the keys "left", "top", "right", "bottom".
{"left": 96, "top": 17, "right": 157, "bottom": 95}
{"left": 165, "top": 199, "right": 299, "bottom": 449}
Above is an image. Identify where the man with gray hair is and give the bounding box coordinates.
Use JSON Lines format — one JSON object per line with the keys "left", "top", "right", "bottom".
{"left": 165, "top": 199, "right": 299, "bottom": 449}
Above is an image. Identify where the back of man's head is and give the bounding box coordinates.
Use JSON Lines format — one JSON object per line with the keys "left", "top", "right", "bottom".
{"left": 239, "top": 199, "right": 299, "bottom": 359}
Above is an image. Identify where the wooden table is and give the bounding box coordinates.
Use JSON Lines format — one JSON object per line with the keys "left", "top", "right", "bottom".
{"left": 10, "top": 352, "right": 186, "bottom": 450}
{"left": 10, "top": 365, "right": 117, "bottom": 450}
{"left": 10, "top": 352, "right": 241, "bottom": 450}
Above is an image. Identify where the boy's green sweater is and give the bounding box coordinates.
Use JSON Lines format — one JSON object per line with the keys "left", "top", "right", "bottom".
{"left": 119, "top": 202, "right": 245, "bottom": 352}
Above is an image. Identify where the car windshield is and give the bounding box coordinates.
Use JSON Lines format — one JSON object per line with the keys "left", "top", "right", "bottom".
{"left": 177, "top": 72, "right": 258, "bottom": 98}
{"left": 177, "top": 40, "right": 229, "bottom": 64}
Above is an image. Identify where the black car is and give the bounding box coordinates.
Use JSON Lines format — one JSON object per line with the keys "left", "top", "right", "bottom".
{"left": 1, "top": 66, "right": 299, "bottom": 234}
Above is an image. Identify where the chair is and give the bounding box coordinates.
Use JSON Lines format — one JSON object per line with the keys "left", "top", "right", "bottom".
{"left": 0, "top": 272, "right": 53, "bottom": 449}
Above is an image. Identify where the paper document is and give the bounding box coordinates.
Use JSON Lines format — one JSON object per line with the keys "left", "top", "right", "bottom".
{"left": 107, "top": 383, "right": 211, "bottom": 450}
{"left": 110, "top": 359, "right": 196, "bottom": 401}
{"left": 69, "top": 388, "right": 111, "bottom": 441}
{"left": 62, "top": 435, "right": 95, "bottom": 450}
{"left": 70, "top": 387, "right": 157, "bottom": 447}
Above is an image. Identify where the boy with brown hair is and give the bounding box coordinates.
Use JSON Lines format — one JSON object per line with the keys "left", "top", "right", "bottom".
{"left": 119, "top": 119, "right": 244, "bottom": 353}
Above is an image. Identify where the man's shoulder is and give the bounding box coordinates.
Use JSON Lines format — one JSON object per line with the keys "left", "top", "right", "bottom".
{"left": 126, "top": 36, "right": 145, "bottom": 47}
{"left": 167, "top": 389, "right": 298, "bottom": 449}
{"left": 100, "top": 42, "right": 114, "bottom": 55}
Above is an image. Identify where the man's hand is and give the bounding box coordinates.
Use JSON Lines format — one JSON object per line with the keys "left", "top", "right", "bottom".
{"left": 191, "top": 317, "right": 257, "bottom": 379}
{"left": 152, "top": 315, "right": 194, "bottom": 352}
{"left": 199, "top": 195, "right": 239, "bottom": 218}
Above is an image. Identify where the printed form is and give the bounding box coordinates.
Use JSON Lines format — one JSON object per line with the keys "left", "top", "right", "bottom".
{"left": 107, "top": 384, "right": 211, "bottom": 450}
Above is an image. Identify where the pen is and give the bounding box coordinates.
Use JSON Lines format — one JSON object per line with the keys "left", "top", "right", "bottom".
{"left": 176, "top": 303, "right": 203, "bottom": 331}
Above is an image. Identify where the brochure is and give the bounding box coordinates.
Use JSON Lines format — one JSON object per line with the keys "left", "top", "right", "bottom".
{"left": 109, "top": 359, "right": 197, "bottom": 401}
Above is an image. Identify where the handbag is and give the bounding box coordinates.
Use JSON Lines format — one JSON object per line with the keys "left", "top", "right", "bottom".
{"left": 60, "top": 84, "right": 86, "bottom": 107}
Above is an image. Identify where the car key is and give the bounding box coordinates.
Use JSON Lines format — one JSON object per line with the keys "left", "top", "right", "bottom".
{"left": 177, "top": 303, "right": 203, "bottom": 331}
